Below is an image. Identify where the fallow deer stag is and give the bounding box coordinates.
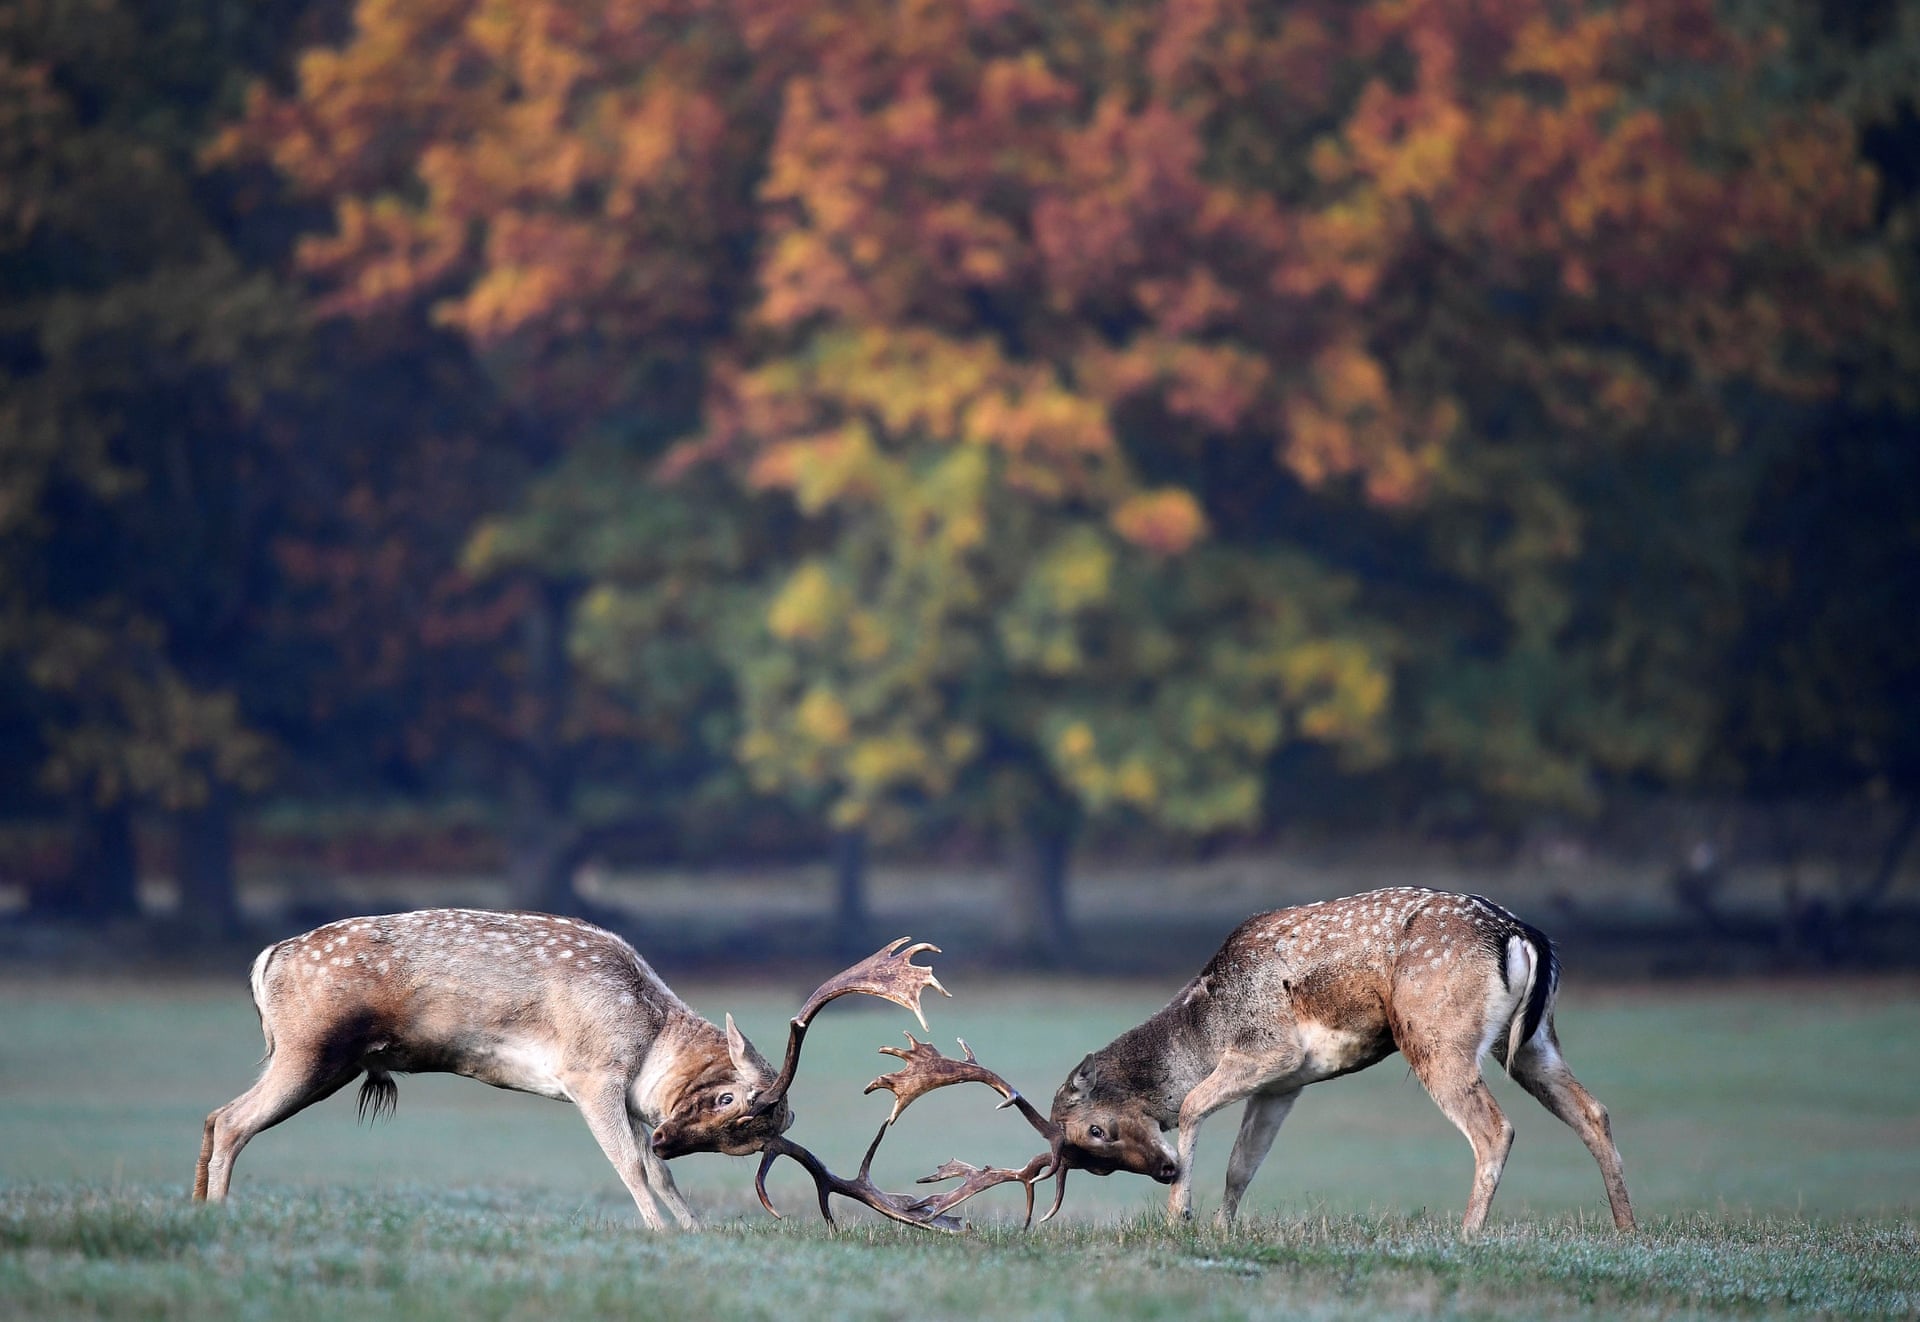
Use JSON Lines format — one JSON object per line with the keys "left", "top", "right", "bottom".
{"left": 192, "top": 909, "right": 944, "bottom": 1230}
{"left": 1042, "top": 887, "right": 1636, "bottom": 1237}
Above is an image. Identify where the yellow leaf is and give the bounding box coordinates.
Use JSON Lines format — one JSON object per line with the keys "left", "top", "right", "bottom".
{"left": 1115, "top": 757, "right": 1158, "bottom": 806}
{"left": 796, "top": 687, "right": 852, "bottom": 746}
{"left": 768, "top": 562, "right": 840, "bottom": 641}
{"left": 1057, "top": 721, "right": 1096, "bottom": 761}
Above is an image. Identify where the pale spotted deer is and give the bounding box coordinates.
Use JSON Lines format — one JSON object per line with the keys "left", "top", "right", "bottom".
{"left": 1034, "top": 887, "right": 1636, "bottom": 1236}
{"left": 192, "top": 909, "right": 943, "bottom": 1229}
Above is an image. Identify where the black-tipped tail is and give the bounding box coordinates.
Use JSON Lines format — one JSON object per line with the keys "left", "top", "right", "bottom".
{"left": 1514, "top": 919, "right": 1559, "bottom": 1052}
{"left": 357, "top": 1071, "right": 398, "bottom": 1124}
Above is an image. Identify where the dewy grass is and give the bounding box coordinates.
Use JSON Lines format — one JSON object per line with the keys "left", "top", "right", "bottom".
{"left": 0, "top": 1189, "right": 221, "bottom": 1260}
{"left": 2, "top": 1187, "right": 1915, "bottom": 1320}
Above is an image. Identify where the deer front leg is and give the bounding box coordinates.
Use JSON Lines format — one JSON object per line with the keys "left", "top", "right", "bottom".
{"left": 1170, "top": 1052, "right": 1282, "bottom": 1224}
{"left": 571, "top": 1077, "right": 675, "bottom": 1231}
{"left": 639, "top": 1137, "right": 701, "bottom": 1230}
{"left": 1217, "top": 1089, "right": 1298, "bottom": 1229}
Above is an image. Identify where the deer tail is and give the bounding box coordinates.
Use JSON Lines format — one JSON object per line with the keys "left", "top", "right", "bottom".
{"left": 247, "top": 943, "right": 280, "bottom": 1062}
{"left": 357, "top": 1069, "right": 399, "bottom": 1124}
{"left": 1502, "top": 923, "right": 1559, "bottom": 1075}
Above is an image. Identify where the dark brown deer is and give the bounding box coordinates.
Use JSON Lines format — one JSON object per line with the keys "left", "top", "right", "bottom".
{"left": 1034, "top": 887, "right": 1637, "bottom": 1236}
{"left": 192, "top": 909, "right": 943, "bottom": 1229}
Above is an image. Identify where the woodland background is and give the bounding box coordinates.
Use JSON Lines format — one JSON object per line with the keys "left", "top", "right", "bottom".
{"left": 2, "top": 0, "right": 1917, "bottom": 969}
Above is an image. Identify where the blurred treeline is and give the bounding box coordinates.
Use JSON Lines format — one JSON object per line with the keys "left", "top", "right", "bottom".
{"left": 1, "top": 0, "right": 1916, "bottom": 960}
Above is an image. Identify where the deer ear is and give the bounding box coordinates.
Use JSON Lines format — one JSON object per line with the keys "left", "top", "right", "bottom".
{"left": 724, "top": 1014, "right": 773, "bottom": 1083}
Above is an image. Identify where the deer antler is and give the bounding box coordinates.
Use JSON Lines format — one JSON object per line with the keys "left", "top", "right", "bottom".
{"left": 757, "top": 1033, "right": 1070, "bottom": 1231}
{"left": 746, "top": 939, "right": 974, "bottom": 1231}
{"left": 748, "top": 948, "right": 1071, "bottom": 1232}
{"left": 754, "top": 1126, "right": 969, "bottom": 1234}
{"left": 749, "top": 938, "right": 948, "bottom": 1120}
{"left": 864, "top": 1035, "right": 1003, "bottom": 1120}
{"left": 866, "top": 1034, "right": 1070, "bottom": 1228}
{"left": 911, "top": 1152, "right": 1061, "bottom": 1227}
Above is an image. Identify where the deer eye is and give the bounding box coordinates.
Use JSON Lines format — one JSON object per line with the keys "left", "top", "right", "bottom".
{"left": 1088, "top": 1124, "right": 1106, "bottom": 1141}
{"left": 716, "top": 1092, "right": 735, "bottom": 1109}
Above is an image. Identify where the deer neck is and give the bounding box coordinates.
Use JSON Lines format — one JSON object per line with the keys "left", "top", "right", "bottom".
{"left": 630, "top": 1009, "right": 731, "bottom": 1125}
{"left": 1091, "top": 977, "right": 1222, "bottom": 1123}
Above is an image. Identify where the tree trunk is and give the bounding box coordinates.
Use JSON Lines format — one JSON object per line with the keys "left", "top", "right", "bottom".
{"left": 1841, "top": 797, "right": 1920, "bottom": 925}
{"left": 39, "top": 798, "right": 141, "bottom": 921}
{"left": 505, "top": 577, "right": 584, "bottom": 915}
{"left": 506, "top": 814, "right": 585, "bottom": 914}
{"left": 831, "top": 828, "right": 872, "bottom": 955}
{"left": 174, "top": 789, "right": 239, "bottom": 940}
{"left": 1000, "top": 820, "right": 1076, "bottom": 966}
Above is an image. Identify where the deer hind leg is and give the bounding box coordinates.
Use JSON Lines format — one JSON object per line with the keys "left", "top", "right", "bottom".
{"left": 569, "top": 1078, "right": 676, "bottom": 1231}
{"left": 1217, "top": 1089, "right": 1298, "bottom": 1229}
{"left": 1510, "top": 1025, "right": 1636, "bottom": 1231}
{"left": 1407, "top": 1045, "right": 1514, "bottom": 1239}
{"left": 195, "top": 1044, "right": 362, "bottom": 1201}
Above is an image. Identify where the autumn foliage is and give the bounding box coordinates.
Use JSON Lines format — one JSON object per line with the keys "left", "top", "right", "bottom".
{"left": 4, "top": 0, "right": 1912, "bottom": 941}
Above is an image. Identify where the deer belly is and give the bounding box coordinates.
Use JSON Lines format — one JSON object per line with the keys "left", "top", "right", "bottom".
{"left": 1293, "top": 1019, "right": 1394, "bottom": 1081}
{"left": 457, "top": 1039, "right": 574, "bottom": 1102}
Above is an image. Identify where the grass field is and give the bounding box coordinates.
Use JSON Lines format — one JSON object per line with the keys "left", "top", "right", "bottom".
{"left": 3, "top": 972, "right": 1917, "bottom": 1318}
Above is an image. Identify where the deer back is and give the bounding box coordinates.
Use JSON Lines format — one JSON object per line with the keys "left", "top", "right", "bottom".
{"left": 253, "top": 909, "right": 787, "bottom": 1150}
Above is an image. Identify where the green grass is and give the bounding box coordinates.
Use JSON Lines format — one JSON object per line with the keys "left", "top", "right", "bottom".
{"left": 2, "top": 975, "right": 1917, "bottom": 1317}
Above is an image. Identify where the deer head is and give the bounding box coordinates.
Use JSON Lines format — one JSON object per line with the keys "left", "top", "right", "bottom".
{"left": 667, "top": 937, "right": 1187, "bottom": 1230}
{"left": 645, "top": 1014, "right": 790, "bottom": 1158}
{"left": 1048, "top": 1055, "right": 1179, "bottom": 1184}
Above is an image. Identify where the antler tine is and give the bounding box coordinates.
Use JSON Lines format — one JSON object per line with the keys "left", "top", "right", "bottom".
{"left": 916, "top": 1161, "right": 1037, "bottom": 1228}
{"left": 754, "top": 1130, "right": 969, "bottom": 1234}
{"left": 800, "top": 938, "right": 948, "bottom": 1030}
{"left": 751, "top": 938, "right": 949, "bottom": 1118}
{"left": 1037, "top": 1159, "right": 1070, "bottom": 1224}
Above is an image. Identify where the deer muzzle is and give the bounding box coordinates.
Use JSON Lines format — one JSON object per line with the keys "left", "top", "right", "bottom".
{"left": 1060, "top": 1140, "right": 1179, "bottom": 1184}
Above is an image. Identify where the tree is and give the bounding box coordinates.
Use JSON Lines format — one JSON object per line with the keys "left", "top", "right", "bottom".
{"left": 461, "top": 442, "right": 765, "bottom": 911}
{"left": 218, "top": 0, "right": 789, "bottom": 911}
{"left": 0, "top": 0, "right": 306, "bottom": 933}
{"left": 670, "top": 0, "right": 1889, "bottom": 950}
{"left": 696, "top": 331, "right": 1392, "bottom": 960}
{"left": 225, "top": 0, "right": 1906, "bottom": 957}
{"left": 1678, "top": 0, "right": 1920, "bottom": 954}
